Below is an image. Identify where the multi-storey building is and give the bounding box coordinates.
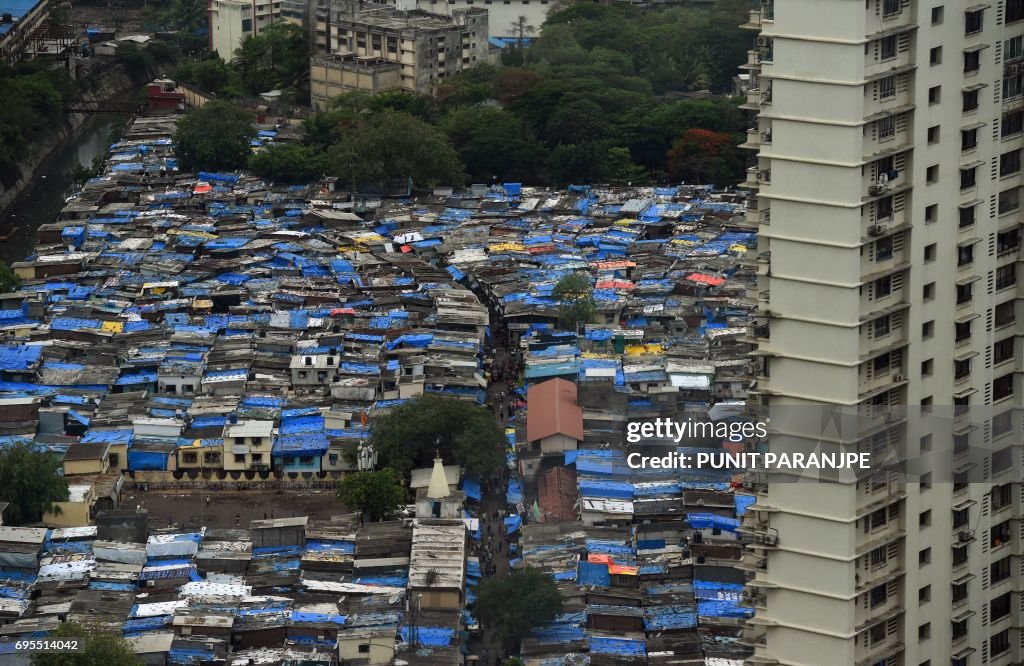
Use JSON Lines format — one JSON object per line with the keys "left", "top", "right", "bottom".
{"left": 209, "top": 0, "right": 311, "bottom": 60}
{"left": 310, "top": 2, "right": 488, "bottom": 105}
{"left": 739, "top": 0, "right": 1024, "bottom": 664}
{"left": 0, "top": 0, "right": 51, "bottom": 65}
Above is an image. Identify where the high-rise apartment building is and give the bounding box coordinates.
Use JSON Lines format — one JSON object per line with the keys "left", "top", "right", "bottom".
{"left": 739, "top": 0, "right": 1024, "bottom": 664}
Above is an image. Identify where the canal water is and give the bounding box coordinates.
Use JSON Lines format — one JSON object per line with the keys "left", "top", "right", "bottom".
{"left": 0, "top": 113, "right": 127, "bottom": 264}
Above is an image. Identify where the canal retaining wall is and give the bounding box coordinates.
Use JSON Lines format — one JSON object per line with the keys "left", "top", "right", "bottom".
{"left": 0, "top": 63, "right": 141, "bottom": 218}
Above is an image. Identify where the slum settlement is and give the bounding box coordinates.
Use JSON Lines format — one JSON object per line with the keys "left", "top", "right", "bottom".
{"left": 0, "top": 103, "right": 761, "bottom": 665}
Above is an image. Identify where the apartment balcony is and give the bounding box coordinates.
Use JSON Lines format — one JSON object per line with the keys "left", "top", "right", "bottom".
{"left": 741, "top": 47, "right": 772, "bottom": 71}
{"left": 736, "top": 628, "right": 767, "bottom": 647}
{"left": 740, "top": 7, "right": 764, "bottom": 30}
{"left": 740, "top": 127, "right": 772, "bottom": 151}
{"left": 736, "top": 551, "right": 769, "bottom": 573}
{"left": 859, "top": 366, "right": 907, "bottom": 399}
{"left": 855, "top": 486, "right": 906, "bottom": 520}
{"left": 855, "top": 520, "right": 905, "bottom": 556}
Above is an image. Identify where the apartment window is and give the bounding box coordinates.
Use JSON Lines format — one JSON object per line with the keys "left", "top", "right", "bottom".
{"left": 922, "top": 320, "right": 934, "bottom": 337}
{"left": 921, "top": 358, "right": 933, "bottom": 376}
{"left": 963, "top": 50, "right": 980, "bottom": 73}
{"left": 1003, "top": 110, "right": 1024, "bottom": 136}
{"left": 992, "top": 555, "right": 1012, "bottom": 583}
{"left": 918, "top": 623, "right": 930, "bottom": 640}
{"left": 880, "top": 35, "right": 897, "bottom": 60}
{"left": 931, "top": 5, "right": 943, "bottom": 24}
{"left": 882, "top": 0, "right": 900, "bottom": 16}
{"left": 997, "top": 228, "right": 1020, "bottom": 254}
{"left": 1007, "top": 35, "right": 1024, "bottom": 62}
{"left": 242, "top": 18, "right": 253, "bottom": 31}
{"left": 959, "top": 204, "right": 976, "bottom": 228}
{"left": 873, "top": 353, "right": 891, "bottom": 375}
{"left": 957, "top": 244, "right": 974, "bottom": 266}
{"left": 1004, "top": 70, "right": 1024, "bottom": 98}
{"left": 956, "top": 282, "right": 972, "bottom": 304}
{"left": 251, "top": 453, "right": 262, "bottom": 462}
{"left": 955, "top": 320, "right": 972, "bottom": 343}
{"left": 952, "top": 580, "right": 969, "bottom": 603}
{"left": 868, "top": 622, "right": 887, "bottom": 646}
{"left": 927, "top": 125, "right": 940, "bottom": 144}
{"left": 234, "top": 454, "right": 245, "bottom": 463}
{"left": 924, "top": 203, "right": 937, "bottom": 222}
{"left": 923, "top": 281, "right": 935, "bottom": 299}
{"left": 920, "top": 470, "right": 931, "bottom": 488}
{"left": 918, "top": 585, "right": 930, "bottom": 603}
{"left": 1001, "top": 149, "right": 1022, "bottom": 176}
{"left": 921, "top": 434, "right": 932, "bottom": 451}
{"left": 919, "top": 509, "right": 931, "bottom": 527}
{"left": 183, "top": 452, "right": 197, "bottom": 464}
{"left": 996, "top": 264, "right": 1017, "bottom": 290}
{"left": 952, "top": 543, "right": 969, "bottom": 566}
{"left": 919, "top": 547, "right": 931, "bottom": 565}
{"left": 869, "top": 545, "right": 888, "bottom": 567}
{"left": 929, "top": 46, "right": 942, "bottom": 65}
{"left": 991, "top": 593, "right": 1011, "bottom": 621}
{"left": 963, "top": 89, "right": 979, "bottom": 111}
{"left": 993, "top": 483, "right": 1014, "bottom": 510}
{"left": 995, "top": 300, "right": 1016, "bottom": 327}
{"left": 961, "top": 128, "right": 978, "bottom": 150}
{"left": 1009, "top": 0, "right": 1024, "bottom": 23}
{"left": 868, "top": 506, "right": 889, "bottom": 529}
{"left": 928, "top": 85, "right": 941, "bottom": 104}
{"left": 875, "top": 235, "right": 893, "bottom": 260}
{"left": 994, "top": 337, "right": 1014, "bottom": 365}
{"left": 870, "top": 583, "right": 888, "bottom": 608}
{"left": 965, "top": 9, "right": 983, "bottom": 35}
{"left": 876, "top": 196, "right": 893, "bottom": 220}
{"left": 998, "top": 187, "right": 1020, "bottom": 213}
{"left": 953, "top": 507, "right": 971, "bottom": 530}
{"left": 922, "top": 243, "right": 935, "bottom": 262}
{"left": 991, "top": 629, "right": 1010, "bottom": 657}
{"left": 951, "top": 618, "right": 968, "bottom": 640}
{"left": 960, "top": 166, "right": 977, "bottom": 189}
{"left": 874, "top": 276, "right": 892, "bottom": 297}
{"left": 991, "top": 519, "right": 1011, "bottom": 547}
{"left": 879, "top": 75, "right": 896, "bottom": 98}
{"left": 877, "top": 115, "right": 896, "bottom": 139}
{"left": 926, "top": 164, "right": 939, "bottom": 182}
{"left": 954, "top": 432, "right": 970, "bottom": 454}
{"left": 874, "top": 315, "right": 891, "bottom": 337}
{"left": 955, "top": 358, "right": 972, "bottom": 379}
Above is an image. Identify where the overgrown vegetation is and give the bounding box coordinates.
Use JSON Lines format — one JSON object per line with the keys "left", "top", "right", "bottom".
{"left": 553, "top": 272, "right": 597, "bottom": 331}
{"left": 174, "top": 23, "right": 310, "bottom": 103}
{"left": 0, "top": 62, "right": 76, "bottom": 187}
{"left": 245, "top": 1, "right": 751, "bottom": 187}
{"left": 361, "top": 394, "right": 506, "bottom": 479}
{"left": 31, "top": 620, "right": 143, "bottom": 665}
{"left": 172, "top": 101, "right": 256, "bottom": 171}
{"left": 0, "top": 443, "right": 68, "bottom": 526}
{"left": 337, "top": 469, "right": 408, "bottom": 521}
{"left": 474, "top": 568, "right": 565, "bottom": 644}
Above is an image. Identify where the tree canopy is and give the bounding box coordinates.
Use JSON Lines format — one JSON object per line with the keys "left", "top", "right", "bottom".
{"left": 368, "top": 394, "right": 505, "bottom": 479}
{"left": 172, "top": 101, "right": 256, "bottom": 172}
{"left": 0, "top": 62, "right": 75, "bottom": 186}
{"left": 474, "top": 568, "right": 564, "bottom": 643}
{"left": 232, "top": 23, "right": 310, "bottom": 102}
{"left": 0, "top": 443, "right": 68, "bottom": 526}
{"left": 337, "top": 469, "right": 407, "bottom": 522}
{"left": 233, "top": 2, "right": 753, "bottom": 188}
{"left": 31, "top": 620, "right": 142, "bottom": 666}
{"left": 552, "top": 272, "right": 596, "bottom": 331}
{"left": 0, "top": 261, "right": 21, "bottom": 294}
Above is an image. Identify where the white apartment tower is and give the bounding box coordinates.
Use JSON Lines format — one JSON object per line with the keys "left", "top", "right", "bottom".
{"left": 739, "top": 0, "right": 1024, "bottom": 665}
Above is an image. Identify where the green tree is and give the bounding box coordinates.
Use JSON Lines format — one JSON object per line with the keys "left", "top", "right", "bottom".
{"left": 248, "top": 143, "right": 328, "bottom": 184}
{"left": 666, "top": 128, "right": 743, "bottom": 185}
{"left": 337, "top": 469, "right": 407, "bottom": 521}
{"left": 116, "top": 42, "right": 153, "bottom": 76}
{"left": 440, "top": 107, "right": 546, "bottom": 184}
{"left": 552, "top": 272, "right": 596, "bottom": 331}
{"left": 367, "top": 394, "right": 504, "bottom": 478}
{"left": 474, "top": 568, "right": 564, "bottom": 643}
{"left": 0, "top": 443, "right": 68, "bottom": 526}
{"left": 232, "top": 23, "right": 309, "bottom": 100}
{"left": 604, "top": 146, "right": 647, "bottom": 185}
{"left": 31, "top": 620, "right": 142, "bottom": 666}
{"left": 169, "top": 0, "right": 208, "bottom": 33}
{"left": 331, "top": 111, "right": 464, "bottom": 191}
{"left": 172, "top": 101, "right": 255, "bottom": 171}
{"left": 0, "top": 261, "right": 20, "bottom": 293}
{"left": 177, "top": 57, "right": 235, "bottom": 94}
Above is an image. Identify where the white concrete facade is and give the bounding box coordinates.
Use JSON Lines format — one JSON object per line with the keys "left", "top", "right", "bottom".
{"left": 740, "top": 1, "right": 1024, "bottom": 665}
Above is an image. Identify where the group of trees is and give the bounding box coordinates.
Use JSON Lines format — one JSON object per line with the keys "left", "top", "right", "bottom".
{"left": 0, "top": 62, "right": 76, "bottom": 187}
{"left": 174, "top": 23, "right": 310, "bottom": 103}
{"left": 173, "top": 2, "right": 750, "bottom": 187}
{"left": 0, "top": 443, "right": 68, "bottom": 526}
